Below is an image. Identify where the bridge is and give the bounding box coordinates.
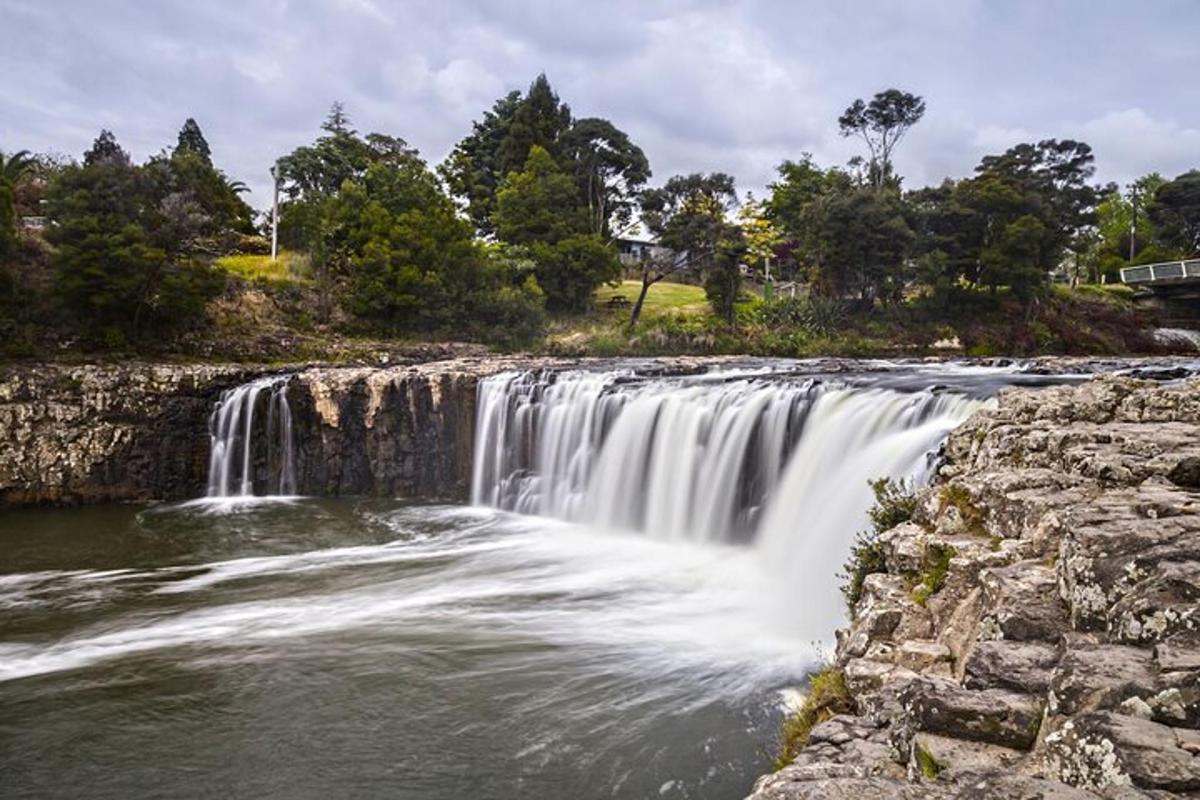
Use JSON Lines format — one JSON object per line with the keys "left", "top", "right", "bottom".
{"left": 1120, "top": 258, "right": 1200, "bottom": 290}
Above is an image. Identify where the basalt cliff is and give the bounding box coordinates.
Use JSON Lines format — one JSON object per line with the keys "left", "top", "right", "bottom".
{"left": 749, "top": 376, "right": 1200, "bottom": 798}
{"left": 0, "top": 359, "right": 509, "bottom": 506}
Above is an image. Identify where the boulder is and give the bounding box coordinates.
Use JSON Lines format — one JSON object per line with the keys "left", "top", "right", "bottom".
{"left": 898, "top": 678, "right": 1045, "bottom": 751}
{"left": 964, "top": 640, "right": 1059, "bottom": 693}
{"left": 1047, "top": 639, "right": 1158, "bottom": 716}
{"left": 1044, "top": 712, "right": 1200, "bottom": 793}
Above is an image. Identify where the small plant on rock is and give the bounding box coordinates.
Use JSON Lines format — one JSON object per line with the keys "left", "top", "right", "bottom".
{"left": 774, "top": 666, "right": 853, "bottom": 770}
{"left": 840, "top": 478, "right": 916, "bottom": 613}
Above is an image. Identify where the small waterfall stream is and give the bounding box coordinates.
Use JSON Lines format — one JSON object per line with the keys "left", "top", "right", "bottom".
{"left": 206, "top": 375, "right": 297, "bottom": 498}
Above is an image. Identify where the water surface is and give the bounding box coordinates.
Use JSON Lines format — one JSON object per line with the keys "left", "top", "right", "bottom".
{"left": 0, "top": 500, "right": 807, "bottom": 800}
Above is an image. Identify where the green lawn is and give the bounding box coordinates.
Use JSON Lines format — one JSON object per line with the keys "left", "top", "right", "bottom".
{"left": 216, "top": 251, "right": 308, "bottom": 285}
{"left": 594, "top": 280, "right": 709, "bottom": 317}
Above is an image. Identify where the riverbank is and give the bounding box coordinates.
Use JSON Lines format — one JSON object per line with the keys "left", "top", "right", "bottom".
{"left": 749, "top": 375, "right": 1200, "bottom": 798}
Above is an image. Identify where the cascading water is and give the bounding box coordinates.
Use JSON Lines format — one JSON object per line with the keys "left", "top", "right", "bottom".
{"left": 472, "top": 368, "right": 990, "bottom": 638}
{"left": 205, "top": 375, "right": 297, "bottom": 498}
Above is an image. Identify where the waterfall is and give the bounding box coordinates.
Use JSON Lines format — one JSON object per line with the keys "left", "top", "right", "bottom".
{"left": 206, "top": 376, "right": 297, "bottom": 498}
{"left": 472, "top": 368, "right": 990, "bottom": 635}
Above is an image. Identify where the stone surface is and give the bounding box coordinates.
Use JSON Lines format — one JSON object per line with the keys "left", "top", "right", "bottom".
{"left": 750, "top": 375, "right": 1200, "bottom": 800}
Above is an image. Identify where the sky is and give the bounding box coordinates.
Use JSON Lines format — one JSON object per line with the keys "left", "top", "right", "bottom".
{"left": 3, "top": 0, "right": 1199, "bottom": 209}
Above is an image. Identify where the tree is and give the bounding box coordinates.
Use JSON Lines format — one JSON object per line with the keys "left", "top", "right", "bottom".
{"left": 83, "top": 130, "right": 131, "bottom": 168}
{"left": 705, "top": 231, "right": 747, "bottom": 324}
{"left": 46, "top": 134, "right": 223, "bottom": 344}
{"left": 497, "top": 74, "right": 573, "bottom": 180}
{"left": 175, "top": 118, "right": 212, "bottom": 163}
{"left": 493, "top": 146, "right": 617, "bottom": 312}
{"left": 441, "top": 75, "right": 650, "bottom": 239}
{"left": 1149, "top": 170, "right": 1200, "bottom": 256}
{"left": 737, "top": 195, "right": 783, "bottom": 279}
{"left": 0, "top": 149, "right": 36, "bottom": 256}
{"left": 559, "top": 117, "right": 651, "bottom": 237}
{"left": 493, "top": 146, "right": 588, "bottom": 245}
{"left": 438, "top": 90, "right": 522, "bottom": 235}
{"left": 631, "top": 173, "right": 738, "bottom": 328}
{"left": 806, "top": 187, "right": 914, "bottom": 306}
{"left": 838, "top": 89, "right": 926, "bottom": 191}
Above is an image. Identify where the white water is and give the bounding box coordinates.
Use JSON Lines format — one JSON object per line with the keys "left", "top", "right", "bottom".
{"left": 472, "top": 369, "right": 990, "bottom": 641}
{"left": 1154, "top": 327, "right": 1200, "bottom": 352}
{"left": 205, "top": 375, "right": 297, "bottom": 498}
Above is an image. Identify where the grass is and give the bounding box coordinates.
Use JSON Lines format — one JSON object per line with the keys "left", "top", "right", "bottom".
{"left": 775, "top": 666, "right": 853, "bottom": 769}
{"left": 216, "top": 251, "right": 309, "bottom": 285}
{"left": 914, "top": 740, "right": 946, "bottom": 780}
{"left": 911, "top": 542, "right": 958, "bottom": 606}
{"left": 593, "top": 280, "right": 709, "bottom": 319}
{"left": 939, "top": 485, "right": 987, "bottom": 536}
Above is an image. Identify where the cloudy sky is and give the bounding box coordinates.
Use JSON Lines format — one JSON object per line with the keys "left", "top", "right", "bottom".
{"left": 3, "top": 0, "right": 1198, "bottom": 207}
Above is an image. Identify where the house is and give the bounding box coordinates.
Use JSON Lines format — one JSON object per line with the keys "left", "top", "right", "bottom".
{"left": 615, "top": 237, "right": 672, "bottom": 267}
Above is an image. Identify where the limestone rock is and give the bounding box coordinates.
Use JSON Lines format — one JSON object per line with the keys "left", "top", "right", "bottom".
{"left": 898, "top": 677, "right": 1045, "bottom": 751}
{"left": 1044, "top": 712, "right": 1200, "bottom": 793}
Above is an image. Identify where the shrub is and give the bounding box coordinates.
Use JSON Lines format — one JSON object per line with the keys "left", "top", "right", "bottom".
{"left": 775, "top": 666, "right": 853, "bottom": 769}
{"left": 840, "top": 478, "right": 916, "bottom": 613}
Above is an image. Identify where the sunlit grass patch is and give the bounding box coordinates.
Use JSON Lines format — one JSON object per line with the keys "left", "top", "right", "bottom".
{"left": 216, "top": 251, "right": 309, "bottom": 285}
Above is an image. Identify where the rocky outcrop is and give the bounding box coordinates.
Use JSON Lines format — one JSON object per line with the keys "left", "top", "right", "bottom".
{"left": 0, "top": 363, "right": 255, "bottom": 505}
{"left": 750, "top": 376, "right": 1200, "bottom": 799}
{"left": 0, "top": 358, "right": 540, "bottom": 506}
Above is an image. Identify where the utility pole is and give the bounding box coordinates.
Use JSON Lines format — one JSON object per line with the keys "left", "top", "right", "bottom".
{"left": 1129, "top": 186, "right": 1138, "bottom": 263}
{"left": 270, "top": 163, "right": 280, "bottom": 262}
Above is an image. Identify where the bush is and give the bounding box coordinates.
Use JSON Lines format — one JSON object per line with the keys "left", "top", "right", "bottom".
{"left": 775, "top": 667, "right": 853, "bottom": 769}
{"left": 840, "top": 478, "right": 916, "bottom": 613}
{"left": 759, "top": 295, "right": 846, "bottom": 337}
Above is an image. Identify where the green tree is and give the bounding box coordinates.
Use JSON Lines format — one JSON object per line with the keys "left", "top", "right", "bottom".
{"left": 497, "top": 74, "right": 573, "bottom": 180}
{"left": 705, "top": 231, "right": 747, "bottom": 324}
{"left": 493, "top": 146, "right": 588, "bottom": 245}
{"left": 0, "top": 149, "right": 36, "bottom": 257}
{"left": 174, "top": 118, "right": 212, "bottom": 164}
{"left": 83, "top": 130, "right": 130, "bottom": 168}
{"left": 807, "top": 187, "right": 914, "bottom": 306}
{"left": 631, "top": 173, "right": 738, "bottom": 327}
{"left": 559, "top": 117, "right": 651, "bottom": 236}
{"left": 493, "top": 146, "right": 617, "bottom": 312}
{"left": 838, "top": 89, "right": 926, "bottom": 190}
{"left": 1149, "top": 170, "right": 1200, "bottom": 256}
{"left": 441, "top": 76, "right": 650, "bottom": 239}
{"left": 438, "top": 91, "right": 523, "bottom": 235}
{"left": 46, "top": 134, "right": 223, "bottom": 344}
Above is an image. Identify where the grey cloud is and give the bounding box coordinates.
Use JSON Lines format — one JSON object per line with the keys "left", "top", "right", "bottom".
{"left": 2, "top": 0, "right": 1197, "bottom": 207}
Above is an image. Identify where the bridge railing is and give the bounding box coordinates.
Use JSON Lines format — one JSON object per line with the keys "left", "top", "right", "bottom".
{"left": 1121, "top": 259, "right": 1200, "bottom": 286}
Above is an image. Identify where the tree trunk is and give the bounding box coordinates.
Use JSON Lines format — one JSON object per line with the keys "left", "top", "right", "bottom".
{"left": 628, "top": 273, "right": 653, "bottom": 330}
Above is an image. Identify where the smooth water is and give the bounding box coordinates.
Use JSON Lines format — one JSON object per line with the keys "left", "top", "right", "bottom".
{"left": 0, "top": 500, "right": 804, "bottom": 800}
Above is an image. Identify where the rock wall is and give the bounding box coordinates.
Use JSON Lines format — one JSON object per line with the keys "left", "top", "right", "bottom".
{"left": 0, "top": 363, "right": 255, "bottom": 505}
{"left": 0, "top": 359, "right": 511, "bottom": 506}
{"left": 750, "top": 376, "right": 1200, "bottom": 799}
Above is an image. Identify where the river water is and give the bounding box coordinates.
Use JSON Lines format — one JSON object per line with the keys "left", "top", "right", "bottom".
{"left": 1, "top": 500, "right": 804, "bottom": 799}
{"left": 0, "top": 361, "right": 1136, "bottom": 799}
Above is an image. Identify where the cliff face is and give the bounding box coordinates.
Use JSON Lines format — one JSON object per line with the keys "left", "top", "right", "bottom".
{"left": 0, "top": 364, "right": 255, "bottom": 505}
{"left": 750, "top": 376, "right": 1200, "bottom": 799}
{"left": 0, "top": 359, "right": 513, "bottom": 507}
